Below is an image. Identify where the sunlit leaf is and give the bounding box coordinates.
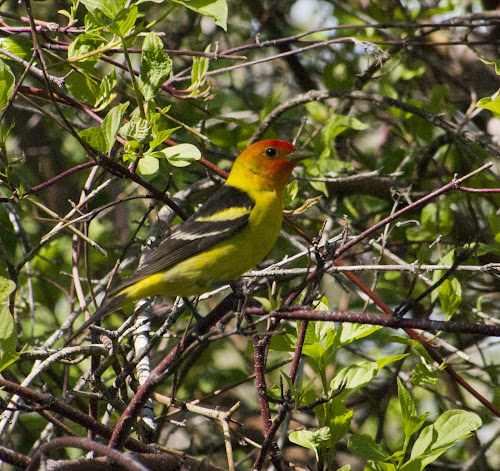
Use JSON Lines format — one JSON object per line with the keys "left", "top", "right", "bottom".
{"left": 0, "top": 59, "right": 15, "bottom": 112}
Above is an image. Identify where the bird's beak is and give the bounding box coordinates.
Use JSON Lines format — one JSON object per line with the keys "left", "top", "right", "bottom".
{"left": 287, "top": 148, "right": 315, "bottom": 162}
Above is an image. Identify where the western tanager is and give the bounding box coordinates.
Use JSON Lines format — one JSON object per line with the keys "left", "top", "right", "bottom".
{"left": 70, "top": 139, "right": 312, "bottom": 340}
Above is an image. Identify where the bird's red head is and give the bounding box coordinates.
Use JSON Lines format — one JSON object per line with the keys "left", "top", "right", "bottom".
{"left": 227, "top": 139, "right": 312, "bottom": 191}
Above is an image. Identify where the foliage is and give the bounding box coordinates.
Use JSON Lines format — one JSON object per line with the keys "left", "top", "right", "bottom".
{"left": 0, "top": 0, "right": 499, "bottom": 470}
{"left": 0, "top": 277, "right": 19, "bottom": 372}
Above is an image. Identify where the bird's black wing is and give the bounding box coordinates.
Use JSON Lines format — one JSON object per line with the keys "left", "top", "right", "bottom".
{"left": 110, "top": 184, "right": 255, "bottom": 295}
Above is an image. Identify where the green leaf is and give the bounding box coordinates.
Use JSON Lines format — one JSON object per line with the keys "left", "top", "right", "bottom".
{"left": 289, "top": 426, "right": 331, "bottom": 460}
{"left": 411, "top": 410, "right": 482, "bottom": 467}
{"left": 253, "top": 286, "right": 282, "bottom": 312}
{"left": 431, "top": 249, "right": 455, "bottom": 303}
{"left": 303, "top": 313, "right": 334, "bottom": 350}
{"left": 476, "top": 95, "right": 500, "bottom": 118}
{"left": 427, "top": 84, "right": 449, "bottom": 114}
{"left": 140, "top": 32, "right": 172, "bottom": 101}
{"left": 301, "top": 316, "right": 336, "bottom": 366}
{"left": 406, "top": 202, "right": 453, "bottom": 241}
{"left": 399, "top": 459, "right": 423, "bottom": 471}
{"left": 380, "top": 80, "right": 398, "bottom": 100}
{"left": 284, "top": 179, "right": 298, "bottom": 207}
{"left": 331, "top": 361, "right": 378, "bottom": 393}
{"left": 253, "top": 296, "right": 273, "bottom": 312}
{"left": 348, "top": 434, "right": 389, "bottom": 461}
{"left": 78, "top": 127, "right": 107, "bottom": 152}
{"left": 0, "top": 286, "right": 19, "bottom": 372}
{"left": 335, "top": 322, "right": 382, "bottom": 347}
{"left": 438, "top": 278, "right": 462, "bottom": 320}
{"left": 80, "top": 0, "right": 126, "bottom": 19}
{"left": 398, "top": 378, "right": 428, "bottom": 437}
{"left": 411, "top": 363, "right": 438, "bottom": 386}
{"left": 84, "top": 9, "right": 104, "bottom": 31}
{"left": 309, "top": 179, "right": 329, "bottom": 197}
{"left": 149, "top": 126, "right": 178, "bottom": 151}
{"left": 137, "top": 155, "right": 159, "bottom": 176}
{"left": 190, "top": 44, "right": 210, "bottom": 86}
{"left": 268, "top": 327, "right": 297, "bottom": 352}
{"left": 158, "top": 143, "right": 201, "bottom": 167}
{"left": 376, "top": 354, "right": 408, "bottom": 370}
{"left": 0, "top": 59, "right": 15, "bottom": 113}
{"left": 322, "top": 115, "right": 368, "bottom": 143}
{"left": 489, "top": 212, "right": 500, "bottom": 237}
{"left": 67, "top": 33, "right": 106, "bottom": 62}
{"left": 0, "top": 277, "right": 15, "bottom": 304}
{"left": 119, "top": 117, "right": 152, "bottom": 144}
{"left": 65, "top": 68, "right": 100, "bottom": 104}
{"left": 169, "top": 0, "right": 228, "bottom": 30}
{"left": 365, "top": 461, "right": 397, "bottom": 471}
{"left": 398, "top": 377, "right": 416, "bottom": 431}
{"left": 108, "top": 5, "right": 138, "bottom": 38}
{"left": 326, "top": 401, "right": 353, "bottom": 445}
{"left": 101, "top": 102, "right": 129, "bottom": 153}
{"left": 386, "top": 336, "right": 433, "bottom": 363}
{"left": 188, "top": 44, "right": 212, "bottom": 98}
{"left": 399, "top": 64, "right": 426, "bottom": 80}
{"left": 0, "top": 35, "right": 34, "bottom": 61}
{"left": 94, "top": 69, "right": 117, "bottom": 110}
{"left": 280, "top": 371, "right": 307, "bottom": 409}
{"left": 0, "top": 318, "right": 19, "bottom": 372}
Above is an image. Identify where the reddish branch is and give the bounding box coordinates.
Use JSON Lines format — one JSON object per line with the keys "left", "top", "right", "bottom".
{"left": 27, "top": 437, "right": 149, "bottom": 471}
{"left": 251, "top": 242, "right": 333, "bottom": 467}
{"left": 246, "top": 307, "right": 500, "bottom": 336}
{"left": 19, "top": 85, "right": 104, "bottom": 124}
{"left": 246, "top": 308, "right": 293, "bottom": 470}
{"left": 0, "top": 445, "right": 29, "bottom": 470}
{"left": 0, "top": 378, "right": 155, "bottom": 455}
{"left": 108, "top": 293, "right": 240, "bottom": 449}
{"left": 23, "top": 161, "right": 97, "bottom": 195}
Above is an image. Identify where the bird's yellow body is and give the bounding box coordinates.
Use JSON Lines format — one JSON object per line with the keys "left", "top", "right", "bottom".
{"left": 69, "top": 139, "right": 313, "bottom": 341}
{"left": 120, "top": 191, "right": 283, "bottom": 299}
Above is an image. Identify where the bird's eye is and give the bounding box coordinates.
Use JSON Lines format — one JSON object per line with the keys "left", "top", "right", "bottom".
{"left": 265, "top": 147, "right": 277, "bottom": 158}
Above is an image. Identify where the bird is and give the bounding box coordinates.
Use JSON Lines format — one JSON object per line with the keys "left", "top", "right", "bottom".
{"left": 68, "top": 139, "right": 313, "bottom": 341}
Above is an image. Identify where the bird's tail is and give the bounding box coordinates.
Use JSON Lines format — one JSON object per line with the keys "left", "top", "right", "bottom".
{"left": 65, "top": 293, "right": 127, "bottom": 345}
